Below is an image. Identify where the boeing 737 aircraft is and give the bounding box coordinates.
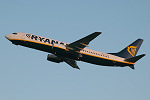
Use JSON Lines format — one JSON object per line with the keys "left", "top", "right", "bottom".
{"left": 5, "top": 32, "right": 145, "bottom": 69}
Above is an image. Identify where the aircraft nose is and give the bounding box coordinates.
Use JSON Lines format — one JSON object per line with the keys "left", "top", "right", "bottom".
{"left": 5, "top": 34, "right": 11, "bottom": 40}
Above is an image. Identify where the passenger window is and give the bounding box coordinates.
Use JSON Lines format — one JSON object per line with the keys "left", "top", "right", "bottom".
{"left": 13, "top": 33, "right": 17, "bottom": 35}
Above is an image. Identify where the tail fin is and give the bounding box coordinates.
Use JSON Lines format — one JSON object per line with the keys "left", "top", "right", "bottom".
{"left": 110, "top": 39, "right": 144, "bottom": 59}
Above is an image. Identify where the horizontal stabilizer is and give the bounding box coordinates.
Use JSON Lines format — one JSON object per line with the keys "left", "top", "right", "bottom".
{"left": 125, "top": 54, "right": 146, "bottom": 63}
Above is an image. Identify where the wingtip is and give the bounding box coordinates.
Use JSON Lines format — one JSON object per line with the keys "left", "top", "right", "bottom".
{"left": 129, "top": 65, "right": 135, "bottom": 70}
{"left": 143, "top": 54, "right": 146, "bottom": 56}
{"left": 76, "top": 67, "right": 80, "bottom": 70}
{"left": 94, "top": 32, "right": 102, "bottom": 34}
{"left": 138, "top": 38, "right": 144, "bottom": 40}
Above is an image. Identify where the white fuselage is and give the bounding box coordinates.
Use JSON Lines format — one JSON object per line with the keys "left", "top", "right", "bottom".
{"left": 5, "top": 33, "right": 134, "bottom": 67}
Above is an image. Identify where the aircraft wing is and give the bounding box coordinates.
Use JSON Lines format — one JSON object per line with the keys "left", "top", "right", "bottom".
{"left": 66, "top": 32, "right": 102, "bottom": 51}
{"left": 62, "top": 58, "right": 80, "bottom": 69}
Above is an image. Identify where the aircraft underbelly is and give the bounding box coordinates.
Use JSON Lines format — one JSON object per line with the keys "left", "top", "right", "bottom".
{"left": 11, "top": 40, "right": 54, "bottom": 53}
{"left": 80, "top": 54, "right": 129, "bottom": 67}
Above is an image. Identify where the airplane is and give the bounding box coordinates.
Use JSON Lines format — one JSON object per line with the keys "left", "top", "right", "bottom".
{"left": 5, "top": 32, "right": 146, "bottom": 70}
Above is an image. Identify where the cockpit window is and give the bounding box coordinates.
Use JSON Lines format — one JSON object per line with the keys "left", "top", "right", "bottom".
{"left": 12, "top": 33, "right": 17, "bottom": 34}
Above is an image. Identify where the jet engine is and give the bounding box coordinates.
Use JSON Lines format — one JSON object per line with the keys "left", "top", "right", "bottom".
{"left": 47, "top": 54, "right": 63, "bottom": 63}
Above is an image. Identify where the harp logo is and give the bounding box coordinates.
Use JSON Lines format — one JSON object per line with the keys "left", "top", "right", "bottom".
{"left": 127, "top": 46, "right": 137, "bottom": 57}
{"left": 26, "top": 34, "right": 31, "bottom": 38}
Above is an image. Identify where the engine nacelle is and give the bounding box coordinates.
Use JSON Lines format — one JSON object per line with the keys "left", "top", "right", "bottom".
{"left": 47, "top": 54, "right": 63, "bottom": 63}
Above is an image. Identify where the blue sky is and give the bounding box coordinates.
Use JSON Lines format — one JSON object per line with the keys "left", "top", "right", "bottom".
{"left": 0, "top": 0, "right": 150, "bottom": 100}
